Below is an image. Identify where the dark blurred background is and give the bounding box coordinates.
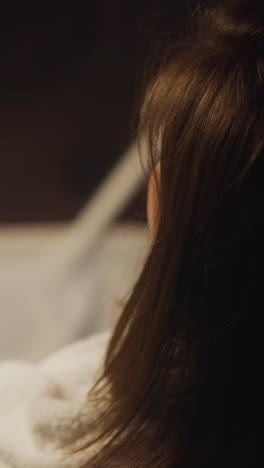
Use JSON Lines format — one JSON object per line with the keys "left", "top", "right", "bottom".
{"left": 0, "top": 1, "right": 193, "bottom": 223}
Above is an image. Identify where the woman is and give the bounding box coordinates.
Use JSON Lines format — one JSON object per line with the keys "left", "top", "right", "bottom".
{"left": 0, "top": 0, "right": 260, "bottom": 466}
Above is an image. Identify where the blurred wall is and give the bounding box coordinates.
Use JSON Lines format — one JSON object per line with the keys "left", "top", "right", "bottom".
{"left": 0, "top": 1, "right": 195, "bottom": 223}
{"left": 0, "top": 1, "right": 151, "bottom": 222}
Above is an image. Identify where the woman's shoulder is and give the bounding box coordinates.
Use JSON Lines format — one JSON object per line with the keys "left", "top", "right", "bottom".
{"left": 0, "top": 328, "right": 112, "bottom": 402}
{"left": 41, "top": 328, "right": 111, "bottom": 367}
{"left": 40, "top": 328, "right": 112, "bottom": 391}
{"left": 0, "top": 329, "right": 112, "bottom": 467}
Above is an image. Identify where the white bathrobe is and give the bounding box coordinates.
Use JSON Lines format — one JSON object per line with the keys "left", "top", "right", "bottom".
{"left": 0, "top": 329, "right": 111, "bottom": 467}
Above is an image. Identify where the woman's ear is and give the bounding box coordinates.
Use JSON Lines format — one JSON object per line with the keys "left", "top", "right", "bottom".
{"left": 147, "top": 162, "right": 160, "bottom": 237}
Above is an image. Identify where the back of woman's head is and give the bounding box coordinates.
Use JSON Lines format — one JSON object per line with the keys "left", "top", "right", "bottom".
{"left": 70, "top": 1, "right": 263, "bottom": 466}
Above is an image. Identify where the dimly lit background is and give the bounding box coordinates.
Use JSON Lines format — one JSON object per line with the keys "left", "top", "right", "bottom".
{"left": 0, "top": 2, "right": 148, "bottom": 222}
{"left": 0, "top": 1, "right": 200, "bottom": 360}
{"left": 0, "top": 1, "right": 194, "bottom": 223}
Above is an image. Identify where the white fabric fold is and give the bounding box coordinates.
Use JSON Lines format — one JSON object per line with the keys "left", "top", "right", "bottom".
{"left": 0, "top": 330, "right": 111, "bottom": 468}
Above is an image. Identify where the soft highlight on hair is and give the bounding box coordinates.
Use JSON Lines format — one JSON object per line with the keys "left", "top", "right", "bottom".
{"left": 67, "top": 1, "right": 262, "bottom": 466}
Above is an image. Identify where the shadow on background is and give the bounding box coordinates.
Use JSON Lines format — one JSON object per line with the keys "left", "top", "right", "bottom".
{"left": 0, "top": 0, "right": 194, "bottom": 223}
{"left": 0, "top": 1, "right": 150, "bottom": 222}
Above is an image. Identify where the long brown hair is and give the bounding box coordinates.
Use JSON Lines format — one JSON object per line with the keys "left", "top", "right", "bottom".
{"left": 70, "top": 1, "right": 262, "bottom": 465}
